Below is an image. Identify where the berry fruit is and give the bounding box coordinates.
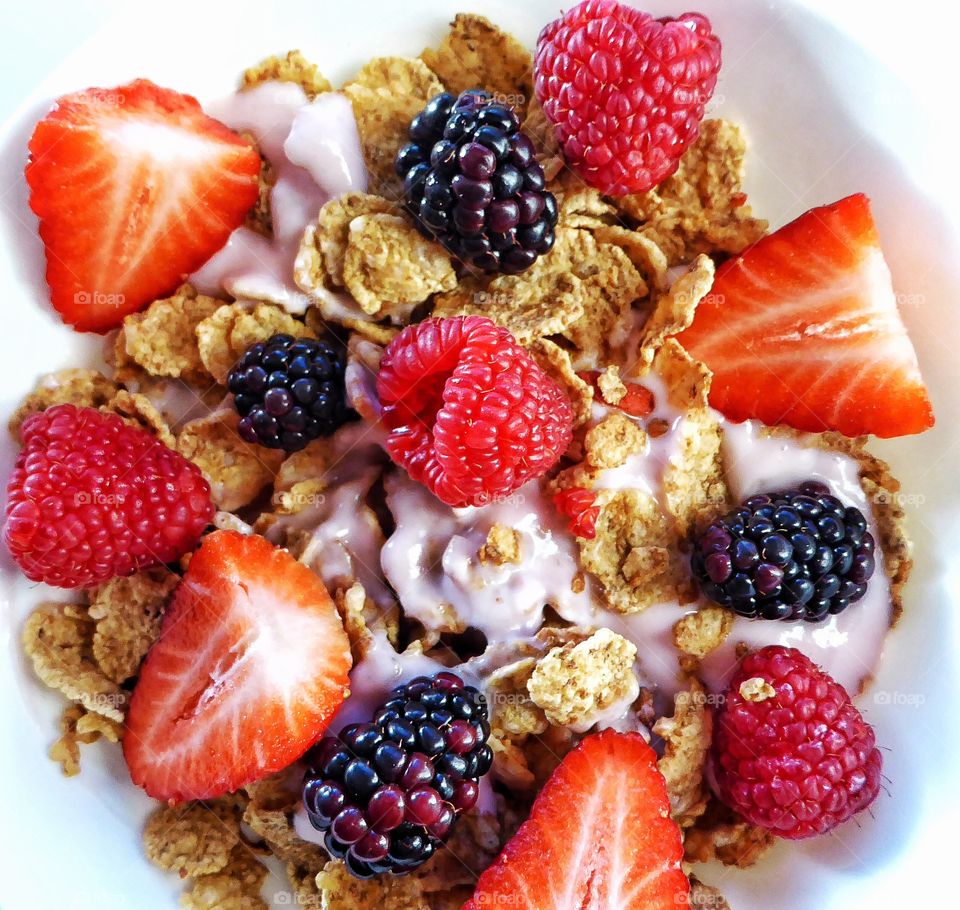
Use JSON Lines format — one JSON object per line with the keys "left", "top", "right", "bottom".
{"left": 553, "top": 487, "right": 600, "bottom": 540}
{"left": 26, "top": 79, "right": 260, "bottom": 332}
{"left": 303, "top": 672, "right": 492, "bottom": 878}
{"left": 124, "top": 530, "right": 351, "bottom": 802}
{"left": 463, "top": 730, "right": 689, "bottom": 910}
{"left": 3, "top": 404, "right": 213, "bottom": 588}
{"left": 228, "top": 334, "right": 351, "bottom": 452}
{"left": 692, "top": 481, "right": 877, "bottom": 622}
{"left": 535, "top": 0, "right": 722, "bottom": 196}
{"left": 376, "top": 316, "right": 574, "bottom": 508}
{"left": 712, "top": 645, "right": 883, "bottom": 839}
{"left": 676, "top": 194, "right": 935, "bottom": 438}
{"left": 395, "top": 89, "right": 558, "bottom": 274}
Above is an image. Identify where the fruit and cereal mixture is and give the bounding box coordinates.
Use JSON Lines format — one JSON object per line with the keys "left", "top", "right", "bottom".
{"left": 7, "top": 2, "right": 933, "bottom": 908}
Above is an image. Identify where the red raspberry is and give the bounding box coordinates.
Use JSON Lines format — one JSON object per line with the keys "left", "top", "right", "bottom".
{"left": 3, "top": 404, "right": 213, "bottom": 588}
{"left": 535, "top": 0, "right": 722, "bottom": 195}
{"left": 712, "top": 646, "right": 883, "bottom": 839}
{"left": 377, "top": 317, "right": 574, "bottom": 507}
{"left": 553, "top": 487, "right": 600, "bottom": 539}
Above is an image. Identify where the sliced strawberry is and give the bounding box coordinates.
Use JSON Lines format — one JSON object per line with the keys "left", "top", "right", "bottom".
{"left": 675, "top": 194, "right": 934, "bottom": 438}
{"left": 124, "top": 530, "right": 351, "bottom": 803}
{"left": 463, "top": 729, "right": 688, "bottom": 910}
{"left": 26, "top": 79, "right": 259, "bottom": 332}
{"left": 577, "top": 370, "right": 656, "bottom": 418}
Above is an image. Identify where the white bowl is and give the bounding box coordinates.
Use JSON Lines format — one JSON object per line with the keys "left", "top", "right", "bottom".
{"left": 1, "top": 2, "right": 958, "bottom": 907}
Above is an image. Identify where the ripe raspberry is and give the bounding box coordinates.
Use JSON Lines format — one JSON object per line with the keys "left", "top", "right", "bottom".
{"left": 553, "top": 487, "right": 600, "bottom": 539}
{"left": 3, "top": 404, "right": 213, "bottom": 588}
{"left": 377, "top": 317, "right": 574, "bottom": 507}
{"left": 712, "top": 646, "right": 883, "bottom": 839}
{"left": 535, "top": 0, "right": 722, "bottom": 195}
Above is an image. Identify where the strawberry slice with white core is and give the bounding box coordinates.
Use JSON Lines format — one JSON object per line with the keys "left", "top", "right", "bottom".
{"left": 124, "top": 530, "right": 351, "bottom": 803}
{"left": 26, "top": 79, "right": 260, "bottom": 332}
{"left": 676, "top": 193, "right": 934, "bottom": 438}
{"left": 463, "top": 729, "right": 689, "bottom": 910}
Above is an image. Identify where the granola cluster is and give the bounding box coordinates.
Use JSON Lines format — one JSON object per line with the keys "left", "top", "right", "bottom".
{"left": 12, "top": 12, "right": 912, "bottom": 910}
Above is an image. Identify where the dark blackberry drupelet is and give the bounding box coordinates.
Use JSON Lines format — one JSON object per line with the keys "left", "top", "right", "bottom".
{"left": 692, "top": 481, "right": 877, "bottom": 623}
{"left": 228, "top": 334, "right": 350, "bottom": 452}
{"left": 303, "top": 671, "right": 492, "bottom": 879}
{"left": 395, "top": 89, "right": 558, "bottom": 275}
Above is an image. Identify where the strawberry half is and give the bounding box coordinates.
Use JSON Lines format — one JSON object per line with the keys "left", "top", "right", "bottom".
{"left": 676, "top": 193, "right": 934, "bottom": 438}
{"left": 26, "top": 79, "right": 260, "bottom": 332}
{"left": 124, "top": 530, "right": 351, "bottom": 803}
{"left": 463, "top": 730, "right": 688, "bottom": 910}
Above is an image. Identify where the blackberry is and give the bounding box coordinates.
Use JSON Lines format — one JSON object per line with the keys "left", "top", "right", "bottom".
{"left": 227, "top": 334, "right": 350, "bottom": 452}
{"left": 692, "top": 481, "right": 877, "bottom": 623}
{"left": 395, "top": 89, "right": 558, "bottom": 275}
{"left": 303, "top": 672, "right": 492, "bottom": 879}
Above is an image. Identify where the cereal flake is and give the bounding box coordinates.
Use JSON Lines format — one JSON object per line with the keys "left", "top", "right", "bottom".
{"left": 654, "top": 684, "right": 712, "bottom": 827}
{"left": 241, "top": 50, "right": 331, "bottom": 98}
{"left": 143, "top": 798, "right": 244, "bottom": 878}
{"left": 527, "top": 628, "right": 639, "bottom": 729}
{"left": 9, "top": 369, "right": 119, "bottom": 442}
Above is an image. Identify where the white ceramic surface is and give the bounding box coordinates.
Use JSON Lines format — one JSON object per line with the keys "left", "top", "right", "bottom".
{"left": 1, "top": 1, "right": 959, "bottom": 908}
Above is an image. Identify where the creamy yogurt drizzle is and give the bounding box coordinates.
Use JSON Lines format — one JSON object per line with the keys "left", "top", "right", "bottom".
{"left": 190, "top": 83, "right": 366, "bottom": 311}
{"left": 380, "top": 472, "right": 597, "bottom": 642}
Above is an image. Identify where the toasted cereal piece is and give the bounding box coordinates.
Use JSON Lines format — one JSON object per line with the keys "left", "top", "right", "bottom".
{"left": 421, "top": 14, "right": 533, "bottom": 118}
{"left": 342, "top": 57, "right": 444, "bottom": 199}
{"left": 143, "top": 798, "right": 244, "bottom": 878}
{"left": 22, "top": 603, "right": 127, "bottom": 721}
{"left": 180, "top": 846, "right": 269, "bottom": 910}
{"left": 591, "top": 224, "right": 670, "bottom": 291}
{"left": 243, "top": 153, "right": 276, "bottom": 239}
{"left": 584, "top": 412, "right": 646, "bottom": 470}
{"left": 478, "top": 524, "right": 522, "bottom": 566}
{"left": 9, "top": 369, "right": 119, "bottom": 442}
{"left": 615, "top": 120, "right": 768, "bottom": 264}
{"left": 336, "top": 583, "right": 400, "bottom": 661}
{"left": 487, "top": 733, "right": 537, "bottom": 791}
{"left": 316, "top": 859, "right": 429, "bottom": 909}
{"left": 553, "top": 169, "right": 619, "bottom": 228}
{"left": 102, "top": 389, "right": 176, "bottom": 448}
{"left": 196, "top": 302, "right": 316, "bottom": 386}
{"left": 673, "top": 607, "right": 734, "bottom": 661}
{"left": 311, "top": 192, "right": 399, "bottom": 288}
{"left": 115, "top": 285, "right": 222, "bottom": 383}
{"left": 683, "top": 796, "right": 775, "bottom": 867}
{"left": 555, "top": 228, "right": 647, "bottom": 367}
{"left": 177, "top": 409, "right": 284, "bottom": 511}
{"left": 241, "top": 49, "right": 332, "bottom": 98}
{"left": 577, "top": 489, "right": 681, "bottom": 613}
{"left": 525, "top": 338, "right": 594, "bottom": 427}
{"left": 527, "top": 628, "right": 639, "bottom": 729}
{"left": 243, "top": 801, "right": 328, "bottom": 873}
{"left": 431, "top": 267, "right": 584, "bottom": 344}
{"left": 596, "top": 365, "right": 627, "bottom": 405}
{"left": 342, "top": 213, "right": 456, "bottom": 319}
{"left": 656, "top": 340, "right": 730, "bottom": 539}
{"left": 636, "top": 255, "right": 715, "bottom": 370}
{"left": 344, "top": 335, "right": 384, "bottom": 423}
{"left": 486, "top": 658, "right": 547, "bottom": 738}
{"left": 87, "top": 568, "right": 179, "bottom": 684}
{"left": 654, "top": 684, "right": 713, "bottom": 827}
{"left": 49, "top": 703, "right": 123, "bottom": 777}
{"left": 689, "top": 877, "right": 732, "bottom": 910}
